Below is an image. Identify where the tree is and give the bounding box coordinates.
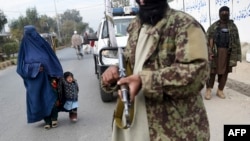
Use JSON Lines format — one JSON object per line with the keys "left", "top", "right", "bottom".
{"left": 9, "top": 8, "right": 40, "bottom": 41}
{"left": 60, "top": 9, "right": 82, "bottom": 23}
{"left": 59, "top": 19, "right": 87, "bottom": 44}
{"left": 8, "top": 7, "right": 94, "bottom": 45}
{"left": 59, "top": 9, "right": 90, "bottom": 44}
{"left": 0, "top": 9, "right": 7, "bottom": 31}
{"left": 2, "top": 42, "right": 19, "bottom": 59}
{"left": 25, "top": 8, "right": 39, "bottom": 27}
{"left": 9, "top": 16, "right": 28, "bottom": 41}
{"left": 9, "top": 7, "right": 48, "bottom": 40}
{"left": 39, "top": 15, "right": 57, "bottom": 33}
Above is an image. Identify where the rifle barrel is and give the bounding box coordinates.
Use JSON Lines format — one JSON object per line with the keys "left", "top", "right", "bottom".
{"left": 118, "top": 47, "right": 131, "bottom": 128}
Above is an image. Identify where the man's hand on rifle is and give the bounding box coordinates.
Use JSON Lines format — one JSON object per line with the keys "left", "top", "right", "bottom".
{"left": 102, "top": 66, "right": 120, "bottom": 86}
{"left": 117, "top": 75, "right": 142, "bottom": 102}
{"left": 102, "top": 65, "right": 142, "bottom": 102}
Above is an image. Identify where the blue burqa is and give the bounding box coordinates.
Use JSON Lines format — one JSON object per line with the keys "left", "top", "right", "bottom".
{"left": 16, "top": 25, "right": 63, "bottom": 123}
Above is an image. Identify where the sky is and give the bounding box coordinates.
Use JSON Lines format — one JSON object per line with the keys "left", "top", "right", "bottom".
{"left": 0, "top": 0, "right": 106, "bottom": 31}
{"left": 2, "top": 0, "right": 249, "bottom": 42}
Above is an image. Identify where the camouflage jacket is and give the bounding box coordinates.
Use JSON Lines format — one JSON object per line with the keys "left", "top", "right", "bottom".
{"left": 123, "top": 8, "right": 210, "bottom": 141}
{"left": 207, "top": 20, "right": 242, "bottom": 67}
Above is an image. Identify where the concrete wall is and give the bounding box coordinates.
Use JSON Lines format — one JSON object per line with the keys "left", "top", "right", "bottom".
{"left": 169, "top": 0, "right": 250, "bottom": 43}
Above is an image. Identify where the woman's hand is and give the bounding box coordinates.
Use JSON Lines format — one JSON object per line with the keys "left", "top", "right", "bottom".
{"left": 39, "top": 66, "right": 43, "bottom": 72}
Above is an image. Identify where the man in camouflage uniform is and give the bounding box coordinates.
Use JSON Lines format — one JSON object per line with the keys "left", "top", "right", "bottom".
{"left": 102, "top": 0, "right": 210, "bottom": 140}
{"left": 204, "top": 6, "right": 242, "bottom": 100}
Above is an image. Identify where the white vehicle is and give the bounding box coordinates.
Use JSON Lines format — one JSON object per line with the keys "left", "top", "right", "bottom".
{"left": 88, "top": 6, "right": 138, "bottom": 102}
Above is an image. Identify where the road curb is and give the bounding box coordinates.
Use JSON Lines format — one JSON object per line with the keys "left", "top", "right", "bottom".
{"left": 0, "top": 59, "right": 17, "bottom": 70}
{"left": 0, "top": 46, "right": 66, "bottom": 70}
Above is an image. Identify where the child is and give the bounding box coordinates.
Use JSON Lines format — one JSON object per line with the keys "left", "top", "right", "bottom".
{"left": 62, "top": 71, "right": 79, "bottom": 122}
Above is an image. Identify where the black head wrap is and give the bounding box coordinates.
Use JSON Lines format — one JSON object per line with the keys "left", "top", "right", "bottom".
{"left": 219, "top": 6, "right": 230, "bottom": 13}
{"left": 136, "top": 0, "right": 168, "bottom": 25}
{"left": 136, "top": 0, "right": 166, "bottom": 4}
{"left": 219, "top": 6, "right": 230, "bottom": 21}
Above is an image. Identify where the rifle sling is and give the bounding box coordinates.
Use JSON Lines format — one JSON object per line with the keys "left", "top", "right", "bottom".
{"left": 113, "top": 59, "right": 134, "bottom": 129}
{"left": 113, "top": 98, "right": 134, "bottom": 129}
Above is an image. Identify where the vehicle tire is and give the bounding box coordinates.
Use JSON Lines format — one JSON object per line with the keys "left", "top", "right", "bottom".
{"left": 93, "top": 54, "right": 99, "bottom": 79}
{"left": 98, "top": 74, "right": 113, "bottom": 102}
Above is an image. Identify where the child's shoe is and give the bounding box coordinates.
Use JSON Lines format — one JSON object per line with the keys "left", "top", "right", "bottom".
{"left": 72, "top": 112, "right": 77, "bottom": 122}
{"left": 69, "top": 111, "right": 77, "bottom": 122}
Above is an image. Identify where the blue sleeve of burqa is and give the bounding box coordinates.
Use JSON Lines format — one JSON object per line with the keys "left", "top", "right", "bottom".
{"left": 16, "top": 25, "right": 63, "bottom": 123}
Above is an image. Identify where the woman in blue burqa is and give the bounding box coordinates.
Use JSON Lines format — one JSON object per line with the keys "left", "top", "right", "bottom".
{"left": 16, "top": 25, "right": 63, "bottom": 129}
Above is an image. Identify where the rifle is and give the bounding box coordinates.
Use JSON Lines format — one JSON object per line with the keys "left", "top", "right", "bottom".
{"left": 103, "top": 0, "right": 133, "bottom": 129}
{"left": 117, "top": 46, "right": 131, "bottom": 128}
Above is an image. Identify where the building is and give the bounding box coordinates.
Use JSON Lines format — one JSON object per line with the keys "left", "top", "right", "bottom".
{"left": 169, "top": 0, "right": 250, "bottom": 43}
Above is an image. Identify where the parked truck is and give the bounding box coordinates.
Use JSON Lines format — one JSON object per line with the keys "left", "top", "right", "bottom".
{"left": 88, "top": 6, "right": 138, "bottom": 102}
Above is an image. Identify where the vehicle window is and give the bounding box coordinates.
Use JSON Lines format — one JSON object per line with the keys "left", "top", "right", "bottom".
{"left": 101, "top": 21, "right": 109, "bottom": 39}
{"left": 101, "top": 18, "right": 133, "bottom": 39}
{"left": 114, "top": 18, "right": 132, "bottom": 37}
{"left": 96, "top": 22, "right": 102, "bottom": 38}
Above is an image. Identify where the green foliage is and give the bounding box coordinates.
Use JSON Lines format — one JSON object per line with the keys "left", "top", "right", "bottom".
{"left": 8, "top": 7, "right": 94, "bottom": 46}
{"left": 60, "top": 9, "right": 83, "bottom": 23}
{"left": 2, "top": 42, "right": 19, "bottom": 59}
{"left": 0, "top": 36, "right": 4, "bottom": 49}
{"left": 26, "top": 8, "right": 39, "bottom": 27}
{"left": 39, "top": 15, "right": 56, "bottom": 33}
{"left": 62, "top": 36, "right": 71, "bottom": 46}
{"left": 0, "top": 9, "right": 7, "bottom": 31}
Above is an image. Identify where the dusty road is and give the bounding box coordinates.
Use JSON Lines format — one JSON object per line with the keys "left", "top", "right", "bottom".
{"left": 0, "top": 47, "right": 249, "bottom": 141}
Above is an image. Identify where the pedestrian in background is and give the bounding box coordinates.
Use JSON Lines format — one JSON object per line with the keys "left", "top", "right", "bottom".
{"left": 205, "top": 6, "right": 242, "bottom": 100}
{"left": 89, "top": 40, "right": 95, "bottom": 54}
{"left": 51, "top": 33, "right": 58, "bottom": 53}
{"left": 83, "top": 32, "right": 91, "bottom": 54}
{"left": 16, "top": 25, "right": 63, "bottom": 129}
{"left": 71, "top": 30, "right": 83, "bottom": 57}
{"left": 101, "top": 0, "right": 210, "bottom": 140}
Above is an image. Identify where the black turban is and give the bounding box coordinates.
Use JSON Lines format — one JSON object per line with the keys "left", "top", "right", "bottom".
{"left": 219, "top": 6, "right": 230, "bottom": 13}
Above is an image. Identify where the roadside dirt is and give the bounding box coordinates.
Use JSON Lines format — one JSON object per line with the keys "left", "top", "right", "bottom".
{"left": 226, "top": 78, "right": 250, "bottom": 97}
{"left": 226, "top": 42, "right": 250, "bottom": 97}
